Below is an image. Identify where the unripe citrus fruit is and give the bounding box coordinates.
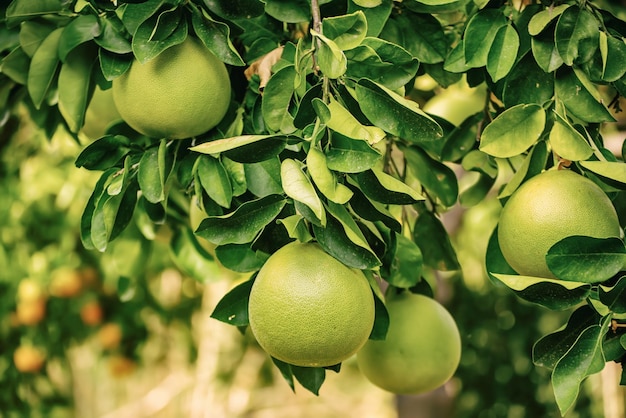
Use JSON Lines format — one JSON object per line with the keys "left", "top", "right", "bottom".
{"left": 498, "top": 169, "right": 621, "bottom": 278}
{"left": 98, "top": 322, "right": 123, "bottom": 350}
{"left": 248, "top": 242, "right": 375, "bottom": 367}
{"left": 49, "top": 267, "right": 83, "bottom": 298}
{"left": 112, "top": 37, "right": 230, "bottom": 139}
{"left": 356, "top": 291, "right": 461, "bottom": 394}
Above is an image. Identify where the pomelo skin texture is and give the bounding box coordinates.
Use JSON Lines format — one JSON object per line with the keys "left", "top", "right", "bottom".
{"left": 112, "top": 37, "right": 230, "bottom": 139}
{"left": 356, "top": 291, "right": 461, "bottom": 394}
{"left": 248, "top": 242, "right": 375, "bottom": 367}
{"left": 498, "top": 169, "right": 622, "bottom": 278}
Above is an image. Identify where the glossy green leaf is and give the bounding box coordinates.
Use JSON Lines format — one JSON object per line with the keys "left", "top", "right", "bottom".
{"left": 552, "top": 317, "right": 609, "bottom": 416}
{"left": 2, "top": 46, "right": 30, "bottom": 85}
{"left": 191, "top": 6, "right": 245, "bottom": 66}
{"left": 99, "top": 49, "right": 133, "bottom": 81}
{"left": 81, "top": 168, "right": 116, "bottom": 250}
{"left": 19, "top": 20, "right": 56, "bottom": 57}
{"left": 323, "top": 11, "right": 368, "bottom": 51}
{"left": 191, "top": 135, "right": 288, "bottom": 163}
{"left": 170, "top": 227, "right": 221, "bottom": 282}
{"left": 533, "top": 305, "right": 601, "bottom": 369}
{"left": 75, "top": 135, "right": 131, "bottom": 170}
{"left": 546, "top": 236, "right": 626, "bottom": 283}
{"left": 485, "top": 226, "right": 517, "bottom": 283}
{"left": 487, "top": 24, "right": 519, "bottom": 82}
{"left": 355, "top": 79, "right": 443, "bottom": 143}
{"left": 281, "top": 159, "right": 326, "bottom": 226}
{"left": 27, "top": 27, "right": 62, "bottom": 109}
{"left": 459, "top": 173, "right": 496, "bottom": 207}
{"left": 387, "top": 11, "right": 447, "bottom": 64}
{"left": 244, "top": 158, "right": 283, "bottom": 197}
{"left": 528, "top": 4, "right": 571, "bottom": 36}
{"left": 353, "top": 168, "right": 424, "bottom": 205}
{"left": 503, "top": 54, "right": 555, "bottom": 107}
{"left": 531, "top": 32, "right": 565, "bottom": 73}
{"left": 346, "top": 181, "right": 401, "bottom": 233}
{"left": 132, "top": 8, "right": 187, "bottom": 64}
{"left": 197, "top": 155, "right": 232, "bottom": 208}
{"left": 95, "top": 13, "right": 133, "bottom": 54}
{"left": 262, "top": 65, "right": 296, "bottom": 132}
{"left": 555, "top": 6, "right": 599, "bottom": 66}
{"left": 196, "top": 194, "right": 286, "bottom": 245}
{"left": 6, "top": 0, "right": 64, "bottom": 27}
{"left": 555, "top": 68, "right": 615, "bottom": 124}
{"left": 401, "top": 144, "right": 458, "bottom": 207}
{"left": 264, "top": 0, "right": 310, "bottom": 23}
{"left": 202, "top": 0, "right": 265, "bottom": 20}
{"left": 599, "top": 276, "right": 626, "bottom": 314}
{"left": 58, "top": 44, "right": 96, "bottom": 133}
{"left": 214, "top": 244, "right": 268, "bottom": 273}
{"left": 580, "top": 160, "right": 626, "bottom": 186}
{"left": 387, "top": 234, "right": 423, "bottom": 288}
{"left": 312, "top": 212, "right": 381, "bottom": 270}
{"left": 348, "top": 0, "right": 392, "bottom": 37}
{"left": 345, "top": 37, "right": 419, "bottom": 90}
{"left": 326, "top": 97, "right": 386, "bottom": 145}
{"left": 58, "top": 14, "right": 101, "bottom": 61}
{"left": 138, "top": 147, "right": 164, "bottom": 203}
{"left": 497, "top": 141, "right": 549, "bottom": 201}
{"left": 480, "top": 104, "right": 545, "bottom": 158}
{"left": 291, "top": 366, "right": 327, "bottom": 395}
{"left": 464, "top": 9, "right": 507, "bottom": 68}
{"left": 326, "top": 132, "right": 382, "bottom": 173}
{"left": 549, "top": 112, "right": 593, "bottom": 161}
{"left": 312, "top": 30, "right": 348, "bottom": 79}
{"left": 600, "top": 35, "right": 626, "bottom": 82}
{"left": 307, "top": 147, "right": 353, "bottom": 204}
{"left": 413, "top": 211, "right": 460, "bottom": 271}
{"left": 210, "top": 277, "right": 255, "bottom": 326}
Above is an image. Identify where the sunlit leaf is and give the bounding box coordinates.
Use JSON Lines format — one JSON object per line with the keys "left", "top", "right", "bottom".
{"left": 549, "top": 112, "right": 593, "bottom": 161}
{"left": 479, "top": 104, "right": 545, "bottom": 158}
{"left": 281, "top": 159, "right": 326, "bottom": 226}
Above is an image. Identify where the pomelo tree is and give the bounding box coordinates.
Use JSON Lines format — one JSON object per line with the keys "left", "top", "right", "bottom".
{"left": 1, "top": 0, "right": 626, "bottom": 415}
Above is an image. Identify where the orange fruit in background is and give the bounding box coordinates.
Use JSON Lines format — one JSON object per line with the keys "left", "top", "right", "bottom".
{"left": 248, "top": 242, "right": 375, "bottom": 367}
{"left": 357, "top": 291, "right": 461, "bottom": 394}
{"left": 107, "top": 355, "right": 137, "bottom": 378}
{"left": 112, "top": 37, "right": 231, "bottom": 139}
{"left": 49, "top": 267, "right": 83, "bottom": 298}
{"left": 98, "top": 322, "right": 123, "bottom": 350}
{"left": 14, "top": 345, "right": 46, "bottom": 373}
{"left": 498, "top": 169, "right": 622, "bottom": 278}
{"left": 80, "top": 301, "right": 103, "bottom": 326}
{"left": 16, "top": 299, "right": 46, "bottom": 326}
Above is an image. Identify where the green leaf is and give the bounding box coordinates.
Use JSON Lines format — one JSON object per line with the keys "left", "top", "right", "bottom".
{"left": 27, "top": 27, "right": 63, "bottom": 109}
{"left": 58, "top": 44, "right": 97, "bottom": 133}
{"left": 6, "top": 0, "right": 64, "bottom": 27}
{"left": 555, "top": 67, "right": 615, "bottom": 124}
{"left": 312, "top": 212, "right": 381, "bottom": 270}
{"left": 99, "top": 49, "right": 133, "bottom": 81}
{"left": 210, "top": 277, "right": 255, "bottom": 326}
{"left": 191, "top": 135, "right": 288, "bottom": 163}
{"left": 369, "top": 279, "right": 390, "bottom": 339}
{"left": 528, "top": 4, "right": 571, "bottom": 36}
{"left": 281, "top": 158, "right": 326, "bottom": 226}
{"left": 600, "top": 34, "right": 626, "bottom": 82}
{"left": 479, "top": 104, "right": 546, "bottom": 158}
{"left": 579, "top": 160, "right": 626, "bottom": 186}
{"left": 503, "top": 53, "right": 555, "bottom": 107}
{"left": 58, "top": 14, "right": 102, "bottom": 62}
{"left": 413, "top": 211, "right": 459, "bottom": 271}
{"left": 202, "top": 0, "right": 265, "bottom": 20}
{"left": 19, "top": 20, "right": 57, "bottom": 57}
{"left": 262, "top": 65, "right": 296, "bottom": 133}
{"left": 345, "top": 37, "right": 419, "bottom": 90}
{"left": 485, "top": 226, "right": 519, "bottom": 282}
{"left": 307, "top": 147, "right": 353, "bottom": 204}
{"left": 264, "top": 0, "right": 310, "bottom": 23}
{"left": 346, "top": 181, "right": 401, "bottom": 233}
{"left": 291, "top": 365, "right": 327, "bottom": 395}
{"left": 197, "top": 155, "right": 232, "bottom": 208}
{"left": 132, "top": 8, "right": 187, "bottom": 64}
{"left": 95, "top": 13, "right": 133, "bottom": 54}
{"left": 546, "top": 236, "right": 626, "bottom": 283}
{"left": 531, "top": 32, "right": 565, "bottom": 73}
{"left": 533, "top": 305, "right": 601, "bottom": 369}
{"left": 353, "top": 168, "right": 424, "bottom": 205}
{"left": 326, "top": 132, "right": 382, "bottom": 173}
{"left": 355, "top": 78, "right": 443, "bottom": 143}
{"left": 214, "top": 244, "right": 268, "bottom": 273}
{"left": 137, "top": 147, "right": 164, "bottom": 203}
{"left": 191, "top": 6, "right": 245, "bottom": 66}
{"left": 555, "top": 6, "right": 599, "bottom": 66}
{"left": 549, "top": 112, "right": 593, "bottom": 161}
{"left": 491, "top": 273, "right": 591, "bottom": 310}
{"left": 463, "top": 9, "right": 507, "bottom": 68}
{"left": 244, "top": 158, "right": 284, "bottom": 198}
{"left": 196, "top": 194, "right": 287, "bottom": 245}
{"left": 312, "top": 30, "right": 348, "bottom": 79}
{"left": 386, "top": 11, "right": 448, "bottom": 64}
{"left": 323, "top": 11, "right": 368, "bottom": 51}
{"left": 75, "top": 135, "right": 132, "bottom": 170}
{"left": 497, "top": 141, "right": 548, "bottom": 201}
{"left": 348, "top": 0, "right": 392, "bottom": 37}
{"left": 600, "top": 276, "right": 626, "bottom": 314}
{"left": 387, "top": 234, "right": 423, "bottom": 288}
{"left": 552, "top": 317, "right": 609, "bottom": 416}
{"left": 326, "top": 97, "right": 386, "bottom": 145}
{"left": 401, "top": 144, "right": 458, "bottom": 208}
{"left": 2, "top": 46, "right": 30, "bottom": 85}
{"left": 487, "top": 24, "right": 519, "bottom": 82}
{"left": 170, "top": 227, "right": 221, "bottom": 282}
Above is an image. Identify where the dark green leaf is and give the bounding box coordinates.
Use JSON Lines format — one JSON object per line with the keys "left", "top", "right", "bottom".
{"left": 532, "top": 305, "right": 601, "bottom": 369}
{"left": 531, "top": 30, "right": 564, "bottom": 73}
{"left": 271, "top": 357, "right": 295, "bottom": 391}
{"left": 348, "top": 0, "right": 392, "bottom": 38}
{"left": 291, "top": 366, "right": 326, "bottom": 395}
{"left": 58, "top": 14, "right": 102, "bottom": 62}
{"left": 497, "top": 141, "right": 549, "bottom": 201}
{"left": 503, "top": 53, "right": 555, "bottom": 107}
{"left": 555, "top": 6, "right": 599, "bottom": 66}
{"left": 262, "top": 65, "right": 296, "bottom": 132}
{"left": 600, "top": 276, "right": 626, "bottom": 314}
{"left": 463, "top": 9, "right": 507, "bottom": 68}
{"left": 352, "top": 168, "right": 424, "bottom": 205}
{"left": 191, "top": 135, "right": 288, "bottom": 163}
{"left": 244, "top": 158, "right": 283, "bottom": 197}
{"left": 385, "top": 11, "right": 448, "bottom": 64}
{"left": 323, "top": 11, "right": 367, "bottom": 51}
{"left": 75, "top": 135, "right": 131, "bottom": 170}
{"left": 191, "top": 6, "right": 246, "bottom": 66}
{"left": 202, "top": 0, "right": 265, "bottom": 20}
{"left": 346, "top": 181, "right": 401, "bottom": 233}
{"left": 99, "top": 49, "right": 133, "bottom": 81}
{"left": 95, "top": 13, "right": 133, "bottom": 54}
{"left": 210, "top": 277, "right": 255, "bottom": 326}
{"left": 2, "top": 46, "right": 30, "bottom": 85}
{"left": 326, "top": 132, "right": 382, "bottom": 173}
{"left": 6, "top": 0, "right": 64, "bottom": 27}
{"left": 196, "top": 194, "right": 286, "bottom": 245}
{"left": 413, "top": 211, "right": 459, "bottom": 271}
{"left": 214, "top": 244, "right": 268, "bottom": 272}
{"left": 369, "top": 284, "right": 390, "bottom": 340}
{"left": 197, "top": 155, "right": 232, "bottom": 208}
{"left": 18, "top": 20, "right": 56, "bottom": 57}
{"left": 400, "top": 144, "right": 458, "bottom": 208}
{"left": 355, "top": 79, "right": 443, "bottom": 143}
{"left": 132, "top": 9, "right": 187, "bottom": 64}
{"left": 27, "top": 27, "right": 63, "bottom": 109}
{"left": 555, "top": 67, "right": 615, "bottom": 123}
{"left": 58, "top": 44, "right": 97, "bottom": 133}
{"left": 264, "top": 0, "right": 310, "bottom": 23}
{"left": 387, "top": 234, "right": 422, "bottom": 288}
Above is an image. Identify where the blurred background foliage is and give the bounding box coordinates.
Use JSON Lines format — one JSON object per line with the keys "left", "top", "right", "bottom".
{"left": 1, "top": 82, "right": 622, "bottom": 418}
